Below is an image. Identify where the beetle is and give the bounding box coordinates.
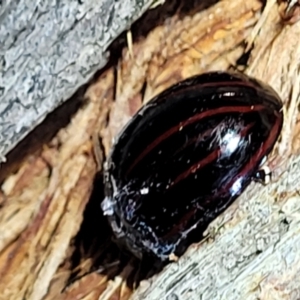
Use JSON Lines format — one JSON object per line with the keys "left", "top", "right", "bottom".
{"left": 101, "top": 71, "right": 283, "bottom": 261}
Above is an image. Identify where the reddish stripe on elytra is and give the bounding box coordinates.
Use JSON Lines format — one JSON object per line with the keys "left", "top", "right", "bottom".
{"left": 126, "top": 105, "right": 265, "bottom": 176}
{"left": 202, "top": 112, "right": 282, "bottom": 206}
{"left": 162, "top": 115, "right": 282, "bottom": 238}
{"left": 239, "top": 121, "right": 255, "bottom": 137}
{"left": 158, "top": 207, "right": 197, "bottom": 239}
{"left": 224, "top": 113, "right": 283, "bottom": 192}
{"left": 174, "top": 121, "right": 255, "bottom": 163}
{"left": 170, "top": 121, "right": 256, "bottom": 187}
{"left": 170, "top": 148, "right": 220, "bottom": 187}
{"left": 173, "top": 127, "right": 216, "bottom": 157}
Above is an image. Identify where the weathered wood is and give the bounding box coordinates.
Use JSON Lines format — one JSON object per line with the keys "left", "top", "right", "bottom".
{"left": 0, "top": 0, "right": 153, "bottom": 162}
{"left": 1, "top": 0, "right": 300, "bottom": 299}
{"left": 132, "top": 156, "right": 300, "bottom": 299}
{"left": 131, "top": 1, "right": 300, "bottom": 299}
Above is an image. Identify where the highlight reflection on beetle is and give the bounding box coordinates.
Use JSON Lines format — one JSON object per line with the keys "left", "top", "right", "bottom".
{"left": 102, "top": 71, "right": 283, "bottom": 261}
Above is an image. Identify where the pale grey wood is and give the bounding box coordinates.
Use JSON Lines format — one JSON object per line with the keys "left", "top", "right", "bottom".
{"left": 0, "top": 0, "right": 153, "bottom": 161}
{"left": 131, "top": 155, "right": 300, "bottom": 300}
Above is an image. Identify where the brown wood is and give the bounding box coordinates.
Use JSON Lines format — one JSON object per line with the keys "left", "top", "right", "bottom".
{"left": 0, "top": 0, "right": 300, "bottom": 299}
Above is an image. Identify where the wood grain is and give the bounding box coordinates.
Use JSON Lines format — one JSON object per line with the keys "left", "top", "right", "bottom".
{"left": 1, "top": 0, "right": 300, "bottom": 299}
{"left": 0, "top": 0, "right": 153, "bottom": 162}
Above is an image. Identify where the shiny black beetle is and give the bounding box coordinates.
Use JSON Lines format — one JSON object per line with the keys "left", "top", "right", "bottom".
{"left": 102, "top": 71, "right": 283, "bottom": 261}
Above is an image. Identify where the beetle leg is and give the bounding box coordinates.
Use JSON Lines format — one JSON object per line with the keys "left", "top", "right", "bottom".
{"left": 252, "top": 165, "right": 272, "bottom": 185}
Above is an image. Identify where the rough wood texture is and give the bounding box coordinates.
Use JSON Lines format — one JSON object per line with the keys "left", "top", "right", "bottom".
{"left": 0, "top": 0, "right": 300, "bottom": 299}
{"left": 0, "top": 0, "right": 153, "bottom": 162}
{"left": 130, "top": 1, "right": 300, "bottom": 299}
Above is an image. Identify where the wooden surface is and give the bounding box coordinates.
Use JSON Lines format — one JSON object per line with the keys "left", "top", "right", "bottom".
{"left": 131, "top": 1, "right": 300, "bottom": 298}
{"left": 0, "top": 0, "right": 300, "bottom": 299}
{"left": 0, "top": 0, "right": 153, "bottom": 162}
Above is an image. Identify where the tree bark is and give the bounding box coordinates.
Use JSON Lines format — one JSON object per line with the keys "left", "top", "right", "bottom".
{"left": 0, "top": 0, "right": 153, "bottom": 162}
{"left": 131, "top": 1, "right": 300, "bottom": 298}
{"left": 0, "top": 0, "right": 300, "bottom": 299}
{"left": 132, "top": 155, "right": 300, "bottom": 299}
